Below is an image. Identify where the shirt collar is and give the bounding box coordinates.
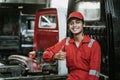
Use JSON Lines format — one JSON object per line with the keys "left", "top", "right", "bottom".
{"left": 69, "top": 35, "right": 91, "bottom": 44}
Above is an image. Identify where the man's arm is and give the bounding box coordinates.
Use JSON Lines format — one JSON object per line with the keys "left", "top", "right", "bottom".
{"left": 88, "top": 41, "right": 101, "bottom": 80}
{"left": 42, "top": 38, "right": 66, "bottom": 62}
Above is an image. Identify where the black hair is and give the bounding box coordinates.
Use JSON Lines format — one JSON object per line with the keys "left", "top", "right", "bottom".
{"left": 67, "top": 17, "right": 84, "bottom": 24}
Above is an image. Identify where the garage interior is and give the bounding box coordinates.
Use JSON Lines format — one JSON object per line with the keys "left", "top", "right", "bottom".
{"left": 0, "top": 0, "right": 120, "bottom": 80}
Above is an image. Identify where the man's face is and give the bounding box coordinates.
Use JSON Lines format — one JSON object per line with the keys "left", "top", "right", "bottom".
{"left": 68, "top": 18, "right": 84, "bottom": 35}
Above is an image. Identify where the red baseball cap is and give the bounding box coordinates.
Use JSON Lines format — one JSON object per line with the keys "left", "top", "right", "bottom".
{"left": 67, "top": 12, "right": 84, "bottom": 22}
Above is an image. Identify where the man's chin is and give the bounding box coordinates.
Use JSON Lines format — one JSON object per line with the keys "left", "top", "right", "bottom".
{"left": 73, "top": 31, "right": 82, "bottom": 35}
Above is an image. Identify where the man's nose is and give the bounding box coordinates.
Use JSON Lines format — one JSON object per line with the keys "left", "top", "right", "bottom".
{"left": 73, "top": 22, "right": 77, "bottom": 26}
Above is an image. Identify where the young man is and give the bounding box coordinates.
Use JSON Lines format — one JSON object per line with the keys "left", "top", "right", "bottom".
{"left": 42, "top": 12, "right": 101, "bottom": 80}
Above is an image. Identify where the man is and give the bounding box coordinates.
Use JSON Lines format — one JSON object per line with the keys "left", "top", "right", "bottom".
{"left": 42, "top": 12, "right": 101, "bottom": 80}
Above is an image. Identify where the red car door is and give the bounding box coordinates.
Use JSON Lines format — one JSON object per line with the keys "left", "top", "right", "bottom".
{"left": 33, "top": 8, "right": 59, "bottom": 51}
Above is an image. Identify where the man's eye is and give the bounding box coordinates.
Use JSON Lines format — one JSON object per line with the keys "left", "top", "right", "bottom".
{"left": 76, "top": 21, "right": 81, "bottom": 23}
{"left": 69, "top": 22, "right": 73, "bottom": 25}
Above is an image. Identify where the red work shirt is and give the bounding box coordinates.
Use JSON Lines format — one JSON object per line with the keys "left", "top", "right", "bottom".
{"left": 42, "top": 36, "right": 101, "bottom": 80}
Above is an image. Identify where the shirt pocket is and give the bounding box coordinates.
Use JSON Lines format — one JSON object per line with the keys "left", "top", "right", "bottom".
{"left": 65, "top": 46, "right": 75, "bottom": 67}
{"left": 80, "top": 47, "right": 91, "bottom": 65}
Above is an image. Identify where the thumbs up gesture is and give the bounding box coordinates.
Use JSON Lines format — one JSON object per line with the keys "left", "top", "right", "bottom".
{"left": 53, "top": 46, "right": 66, "bottom": 60}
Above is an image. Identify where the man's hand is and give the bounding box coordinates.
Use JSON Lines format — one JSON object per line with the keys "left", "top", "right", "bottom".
{"left": 53, "top": 46, "right": 66, "bottom": 60}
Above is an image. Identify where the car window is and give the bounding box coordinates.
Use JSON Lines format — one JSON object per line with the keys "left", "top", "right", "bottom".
{"left": 38, "top": 14, "right": 56, "bottom": 28}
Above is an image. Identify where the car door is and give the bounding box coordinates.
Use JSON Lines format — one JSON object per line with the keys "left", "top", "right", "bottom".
{"left": 33, "top": 8, "right": 59, "bottom": 51}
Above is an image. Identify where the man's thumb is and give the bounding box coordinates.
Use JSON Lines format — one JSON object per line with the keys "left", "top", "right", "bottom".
{"left": 60, "top": 45, "right": 65, "bottom": 51}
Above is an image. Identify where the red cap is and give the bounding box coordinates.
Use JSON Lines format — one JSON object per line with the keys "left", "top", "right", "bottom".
{"left": 67, "top": 12, "right": 84, "bottom": 22}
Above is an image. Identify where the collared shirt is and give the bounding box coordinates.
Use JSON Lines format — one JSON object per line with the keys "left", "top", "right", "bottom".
{"left": 42, "top": 35, "right": 101, "bottom": 80}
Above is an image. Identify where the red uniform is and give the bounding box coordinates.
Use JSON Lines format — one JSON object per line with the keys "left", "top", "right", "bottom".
{"left": 42, "top": 36, "right": 101, "bottom": 80}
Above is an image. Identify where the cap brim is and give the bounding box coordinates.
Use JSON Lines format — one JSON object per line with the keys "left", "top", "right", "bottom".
{"left": 67, "top": 17, "right": 83, "bottom": 22}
